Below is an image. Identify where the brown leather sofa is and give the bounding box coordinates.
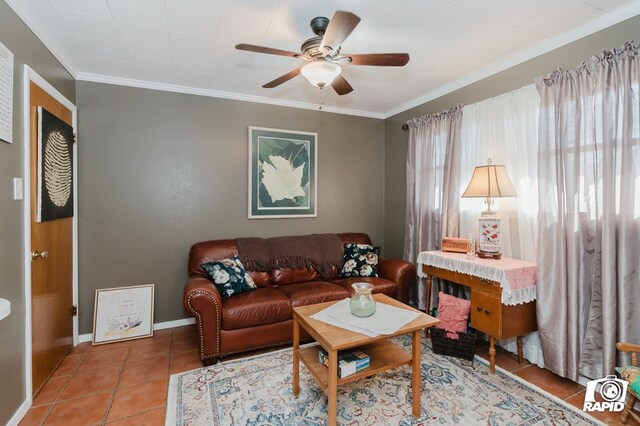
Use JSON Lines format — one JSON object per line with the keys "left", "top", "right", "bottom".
{"left": 183, "top": 232, "right": 415, "bottom": 365}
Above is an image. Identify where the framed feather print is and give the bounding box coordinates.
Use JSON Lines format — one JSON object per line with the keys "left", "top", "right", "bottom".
{"left": 37, "top": 106, "right": 74, "bottom": 222}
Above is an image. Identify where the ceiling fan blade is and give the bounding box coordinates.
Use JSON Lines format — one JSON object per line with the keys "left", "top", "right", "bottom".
{"left": 331, "top": 74, "right": 353, "bottom": 95}
{"left": 262, "top": 67, "right": 302, "bottom": 88}
{"left": 346, "top": 53, "right": 410, "bottom": 66}
{"left": 236, "top": 43, "right": 301, "bottom": 58}
{"left": 319, "top": 11, "right": 361, "bottom": 53}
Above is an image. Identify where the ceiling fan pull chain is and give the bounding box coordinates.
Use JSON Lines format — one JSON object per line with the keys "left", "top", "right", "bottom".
{"left": 318, "top": 86, "right": 325, "bottom": 111}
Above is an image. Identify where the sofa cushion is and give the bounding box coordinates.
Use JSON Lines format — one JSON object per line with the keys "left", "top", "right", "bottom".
{"left": 189, "top": 239, "right": 238, "bottom": 277}
{"left": 271, "top": 267, "right": 319, "bottom": 286}
{"left": 248, "top": 271, "right": 271, "bottom": 288}
{"left": 222, "top": 288, "right": 291, "bottom": 330}
{"left": 340, "top": 244, "right": 380, "bottom": 277}
{"left": 330, "top": 277, "right": 397, "bottom": 299}
{"left": 201, "top": 256, "right": 256, "bottom": 300}
{"left": 337, "top": 233, "right": 372, "bottom": 246}
{"left": 277, "top": 281, "right": 350, "bottom": 308}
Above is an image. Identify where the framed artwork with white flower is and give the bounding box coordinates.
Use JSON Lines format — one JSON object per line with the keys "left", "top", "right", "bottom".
{"left": 248, "top": 126, "right": 317, "bottom": 218}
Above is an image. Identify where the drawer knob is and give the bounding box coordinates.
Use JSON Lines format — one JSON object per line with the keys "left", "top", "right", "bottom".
{"left": 477, "top": 306, "right": 483, "bottom": 311}
{"left": 484, "top": 309, "right": 491, "bottom": 315}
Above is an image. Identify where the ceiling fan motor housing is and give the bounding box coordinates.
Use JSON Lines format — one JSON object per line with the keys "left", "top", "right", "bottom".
{"left": 301, "top": 36, "right": 324, "bottom": 57}
{"left": 310, "top": 16, "right": 330, "bottom": 35}
{"left": 302, "top": 17, "right": 332, "bottom": 57}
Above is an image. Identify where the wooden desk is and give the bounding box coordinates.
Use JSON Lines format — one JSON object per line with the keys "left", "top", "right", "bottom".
{"left": 421, "top": 253, "right": 537, "bottom": 374}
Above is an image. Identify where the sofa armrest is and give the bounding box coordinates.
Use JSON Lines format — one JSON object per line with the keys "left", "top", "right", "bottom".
{"left": 183, "top": 276, "right": 222, "bottom": 362}
{"left": 378, "top": 258, "right": 415, "bottom": 304}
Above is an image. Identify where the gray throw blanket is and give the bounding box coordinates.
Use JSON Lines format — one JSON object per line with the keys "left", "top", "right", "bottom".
{"left": 236, "top": 234, "right": 344, "bottom": 278}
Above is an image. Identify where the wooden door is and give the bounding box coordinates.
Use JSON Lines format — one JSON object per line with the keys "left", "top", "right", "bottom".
{"left": 30, "top": 82, "right": 74, "bottom": 395}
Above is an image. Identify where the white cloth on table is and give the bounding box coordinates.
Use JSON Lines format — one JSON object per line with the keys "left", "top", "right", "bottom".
{"left": 310, "top": 298, "right": 420, "bottom": 337}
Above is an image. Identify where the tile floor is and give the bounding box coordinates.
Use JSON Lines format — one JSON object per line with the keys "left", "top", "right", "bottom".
{"left": 20, "top": 325, "right": 202, "bottom": 426}
{"left": 474, "top": 341, "right": 638, "bottom": 425}
{"left": 19, "top": 325, "right": 638, "bottom": 425}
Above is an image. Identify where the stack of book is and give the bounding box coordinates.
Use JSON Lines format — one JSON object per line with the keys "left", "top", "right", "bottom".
{"left": 318, "top": 347, "right": 370, "bottom": 378}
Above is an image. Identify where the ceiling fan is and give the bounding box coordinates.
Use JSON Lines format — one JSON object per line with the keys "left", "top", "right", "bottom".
{"left": 235, "top": 11, "right": 410, "bottom": 95}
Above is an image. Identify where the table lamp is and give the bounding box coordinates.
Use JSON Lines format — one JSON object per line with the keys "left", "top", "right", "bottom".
{"left": 461, "top": 159, "right": 516, "bottom": 259}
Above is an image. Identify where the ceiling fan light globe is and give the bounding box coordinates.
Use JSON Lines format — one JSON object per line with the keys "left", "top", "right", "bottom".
{"left": 301, "top": 61, "right": 341, "bottom": 88}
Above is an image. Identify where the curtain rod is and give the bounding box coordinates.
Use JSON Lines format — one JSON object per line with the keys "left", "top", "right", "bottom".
{"left": 402, "top": 123, "right": 409, "bottom": 131}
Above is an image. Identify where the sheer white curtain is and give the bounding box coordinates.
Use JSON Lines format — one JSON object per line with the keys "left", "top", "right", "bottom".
{"left": 536, "top": 42, "right": 640, "bottom": 380}
{"left": 460, "top": 85, "right": 544, "bottom": 366}
{"left": 404, "top": 105, "right": 463, "bottom": 310}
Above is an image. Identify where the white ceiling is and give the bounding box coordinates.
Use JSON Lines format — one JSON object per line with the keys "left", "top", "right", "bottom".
{"left": 8, "top": 0, "right": 640, "bottom": 118}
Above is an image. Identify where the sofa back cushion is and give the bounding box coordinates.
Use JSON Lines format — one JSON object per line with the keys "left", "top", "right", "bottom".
{"left": 248, "top": 271, "right": 271, "bottom": 287}
{"left": 188, "top": 232, "right": 374, "bottom": 286}
{"left": 271, "top": 267, "right": 319, "bottom": 285}
{"left": 337, "top": 233, "right": 373, "bottom": 246}
{"left": 189, "top": 239, "right": 238, "bottom": 277}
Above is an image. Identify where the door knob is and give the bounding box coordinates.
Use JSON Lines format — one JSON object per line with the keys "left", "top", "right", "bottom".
{"left": 31, "top": 250, "right": 49, "bottom": 260}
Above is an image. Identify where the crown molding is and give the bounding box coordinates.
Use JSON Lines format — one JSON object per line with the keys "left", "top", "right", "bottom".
{"left": 383, "top": 3, "right": 640, "bottom": 118}
{"left": 76, "top": 72, "right": 386, "bottom": 119}
{"left": 5, "top": 0, "right": 79, "bottom": 78}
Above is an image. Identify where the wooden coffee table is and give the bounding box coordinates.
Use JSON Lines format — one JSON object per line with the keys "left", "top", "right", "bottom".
{"left": 292, "top": 293, "right": 439, "bottom": 426}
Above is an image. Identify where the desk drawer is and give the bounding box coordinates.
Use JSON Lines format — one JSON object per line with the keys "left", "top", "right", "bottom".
{"left": 468, "top": 276, "right": 501, "bottom": 296}
{"left": 422, "top": 265, "right": 501, "bottom": 296}
{"left": 471, "top": 291, "right": 501, "bottom": 336}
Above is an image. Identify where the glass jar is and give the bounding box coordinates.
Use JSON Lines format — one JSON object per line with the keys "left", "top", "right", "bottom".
{"left": 466, "top": 233, "right": 476, "bottom": 258}
{"left": 350, "top": 282, "right": 376, "bottom": 317}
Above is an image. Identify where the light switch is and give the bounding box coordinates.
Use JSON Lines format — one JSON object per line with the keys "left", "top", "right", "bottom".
{"left": 13, "top": 178, "right": 23, "bottom": 200}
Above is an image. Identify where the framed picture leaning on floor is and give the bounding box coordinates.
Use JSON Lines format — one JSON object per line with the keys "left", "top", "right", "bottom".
{"left": 92, "top": 284, "right": 155, "bottom": 345}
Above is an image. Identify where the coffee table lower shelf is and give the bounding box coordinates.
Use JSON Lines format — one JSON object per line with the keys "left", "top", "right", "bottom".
{"left": 298, "top": 340, "right": 412, "bottom": 391}
{"left": 292, "top": 295, "right": 439, "bottom": 426}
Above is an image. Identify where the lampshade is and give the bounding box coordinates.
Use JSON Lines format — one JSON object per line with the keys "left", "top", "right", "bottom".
{"left": 300, "top": 61, "right": 341, "bottom": 88}
{"left": 462, "top": 164, "right": 517, "bottom": 198}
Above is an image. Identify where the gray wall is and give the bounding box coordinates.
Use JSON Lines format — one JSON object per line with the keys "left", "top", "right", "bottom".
{"left": 76, "top": 82, "right": 384, "bottom": 333}
{"left": 0, "top": 2, "right": 75, "bottom": 424}
{"left": 383, "top": 14, "right": 640, "bottom": 259}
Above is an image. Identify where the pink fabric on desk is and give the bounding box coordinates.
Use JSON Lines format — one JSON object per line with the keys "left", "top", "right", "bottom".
{"left": 458, "top": 254, "right": 538, "bottom": 291}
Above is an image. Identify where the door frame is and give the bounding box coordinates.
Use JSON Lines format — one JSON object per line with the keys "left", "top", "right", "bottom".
{"left": 22, "top": 65, "right": 78, "bottom": 404}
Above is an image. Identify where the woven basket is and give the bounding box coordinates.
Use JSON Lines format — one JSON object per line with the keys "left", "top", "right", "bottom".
{"left": 430, "top": 327, "right": 477, "bottom": 361}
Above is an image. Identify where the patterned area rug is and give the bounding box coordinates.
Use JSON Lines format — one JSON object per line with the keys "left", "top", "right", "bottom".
{"left": 166, "top": 336, "right": 601, "bottom": 425}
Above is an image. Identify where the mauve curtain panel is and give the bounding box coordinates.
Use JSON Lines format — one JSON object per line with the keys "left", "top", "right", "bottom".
{"left": 536, "top": 41, "right": 640, "bottom": 381}
{"left": 404, "top": 105, "right": 462, "bottom": 310}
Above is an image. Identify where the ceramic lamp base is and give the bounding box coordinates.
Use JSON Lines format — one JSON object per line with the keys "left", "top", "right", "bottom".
{"left": 478, "top": 216, "right": 501, "bottom": 254}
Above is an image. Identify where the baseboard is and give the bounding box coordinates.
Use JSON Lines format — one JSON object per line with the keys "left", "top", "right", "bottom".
{"left": 6, "top": 398, "right": 30, "bottom": 426}
{"left": 78, "top": 317, "right": 196, "bottom": 343}
{"left": 153, "top": 317, "right": 196, "bottom": 331}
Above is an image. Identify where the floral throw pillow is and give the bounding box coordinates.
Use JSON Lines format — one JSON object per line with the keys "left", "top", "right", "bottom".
{"left": 340, "top": 244, "right": 380, "bottom": 277}
{"left": 201, "top": 256, "right": 257, "bottom": 300}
